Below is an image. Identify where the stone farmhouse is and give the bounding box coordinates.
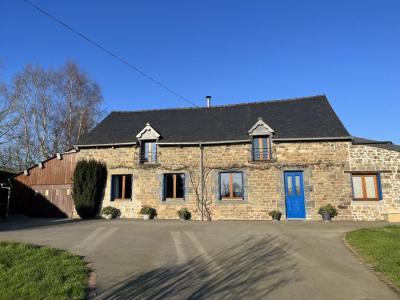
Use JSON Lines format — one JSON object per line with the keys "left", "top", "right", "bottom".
{"left": 73, "top": 95, "right": 399, "bottom": 221}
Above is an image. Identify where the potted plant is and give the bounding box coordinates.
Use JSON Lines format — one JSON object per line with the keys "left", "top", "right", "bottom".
{"left": 140, "top": 206, "right": 157, "bottom": 220}
{"left": 177, "top": 208, "right": 192, "bottom": 220}
{"left": 269, "top": 210, "right": 282, "bottom": 221}
{"left": 101, "top": 206, "right": 121, "bottom": 219}
{"left": 318, "top": 204, "right": 338, "bottom": 221}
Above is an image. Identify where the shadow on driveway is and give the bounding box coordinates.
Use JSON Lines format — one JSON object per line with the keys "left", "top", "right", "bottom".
{"left": 97, "top": 235, "right": 300, "bottom": 300}
{"left": 0, "top": 215, "right": 90, "bottom": 232}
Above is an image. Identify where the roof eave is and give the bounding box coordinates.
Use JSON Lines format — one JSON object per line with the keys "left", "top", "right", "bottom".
{"left": 76, "top": 136, "right": 353, "bottom": 148}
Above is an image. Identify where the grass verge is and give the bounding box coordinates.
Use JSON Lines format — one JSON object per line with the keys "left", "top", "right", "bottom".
{"left": 346, "top": 225, "right": 400, "bottom": 289}
{"left": 0, "top": 242, "right": 89, "bottom": 300}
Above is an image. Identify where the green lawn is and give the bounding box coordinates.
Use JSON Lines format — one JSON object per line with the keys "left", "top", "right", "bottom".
{"left": 0, "top": 242, "right": 89, "bottom": 300}
{"left": 346, "top": 225, "right": 400, "bottom": 288}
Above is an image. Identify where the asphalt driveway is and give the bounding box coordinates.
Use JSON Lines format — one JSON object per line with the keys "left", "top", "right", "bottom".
{"left": 0, "top": 218, "right": 398, "bottom": 300}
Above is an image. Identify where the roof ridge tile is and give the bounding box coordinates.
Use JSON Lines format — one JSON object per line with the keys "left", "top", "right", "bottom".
{"left": 111, "top": 94, "right": 327, "bottom": 114}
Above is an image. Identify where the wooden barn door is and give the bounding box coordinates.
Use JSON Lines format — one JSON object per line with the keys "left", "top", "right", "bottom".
{"left": 31, "top": 184, "right": 74, "bottom": 218}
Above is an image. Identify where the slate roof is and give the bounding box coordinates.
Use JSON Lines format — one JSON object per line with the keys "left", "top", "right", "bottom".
{"left": 77, "top": 95, "right": 351, "bottom": 146}
{"left": 352, "top": 137, "right": 400, "bottom": 152}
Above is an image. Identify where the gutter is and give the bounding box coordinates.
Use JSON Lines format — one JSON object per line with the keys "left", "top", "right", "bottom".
{"left": 273, "top": 136, "right": 352, "bottom": 142}
{"left": 75, "top": 141, "right": 137, "bottom": 148}
{"left": 76, "top": 136, "right": 353, "bottom": 148}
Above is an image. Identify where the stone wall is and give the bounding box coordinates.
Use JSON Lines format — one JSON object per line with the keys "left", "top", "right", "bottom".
{"left": 78, "top": 140, "right": 364, "bottom": 220}
{"left": 349, "top": 145, "right": 400, "bottom": 220}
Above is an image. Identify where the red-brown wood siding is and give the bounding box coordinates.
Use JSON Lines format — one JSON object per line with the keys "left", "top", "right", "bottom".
{"left": 11, "top": 152, "right": 77, "bottom": 218}
{"left": 14, "top": 152, "right": 77, "bottom": 186}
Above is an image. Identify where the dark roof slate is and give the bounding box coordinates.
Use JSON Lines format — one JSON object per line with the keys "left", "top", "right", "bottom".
{"left": 78, "top": 95, "right": 350, "bottom": 146}
{"left": 352, "top": 137, "right": 400, "bottom": 152}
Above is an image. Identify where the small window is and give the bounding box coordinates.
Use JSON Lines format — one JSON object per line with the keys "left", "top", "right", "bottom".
{"left": 163, "top": 173, "right": 185, "bottom": 200}
{"left": 252, "top": 136, "right": 271, "bottom": 160}
{"left": 66, "top": 189, "right": 71, "bottom": 196}
{"left": 351, "top": 174, "right": 382, "bottom": 201}
{"left": 219, "top": 172, "right": 244, "bottom": 200}
{"left": 111, "top": 175, "right": 132, "bottom": 201}
{"left": 140, "top": 141, "right": 157, "bottom": 163}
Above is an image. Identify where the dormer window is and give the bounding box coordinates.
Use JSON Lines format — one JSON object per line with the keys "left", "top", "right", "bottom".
{"left": 136, "top": 123, "right": 160, "bottom": 164}
{"left": 252, "top": 136, "right": 272, "bottom": 160}
{"left": 140, "top": 141, "right": 157, "bottom": 163}
{"left": 248, "top": 117, "right": 274, "bottom": 161}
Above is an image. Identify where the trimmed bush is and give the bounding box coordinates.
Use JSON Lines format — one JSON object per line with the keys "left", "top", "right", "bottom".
{"left": 72, "top": 159, "right": 107, "bottom": 219}
{"left": 101, "top": 206, "right": 121, "bottom": 219}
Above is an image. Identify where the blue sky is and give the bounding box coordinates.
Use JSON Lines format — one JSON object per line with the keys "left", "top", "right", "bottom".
{"left": 1, "top": 0, "right": 399, "bottom": 143}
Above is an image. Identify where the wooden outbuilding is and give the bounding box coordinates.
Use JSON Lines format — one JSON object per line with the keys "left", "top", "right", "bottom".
{"left": 11, "top": 150, "right": 77, "bottom": 218}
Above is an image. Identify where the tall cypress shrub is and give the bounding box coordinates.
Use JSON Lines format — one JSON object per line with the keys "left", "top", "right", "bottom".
{"left": 72, "top": 159, "right": 107, "bottom": 219}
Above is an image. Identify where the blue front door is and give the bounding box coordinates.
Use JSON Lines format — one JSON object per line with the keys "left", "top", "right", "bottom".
{"left": 284, "top": 171, "right": 306, "bottom": 219}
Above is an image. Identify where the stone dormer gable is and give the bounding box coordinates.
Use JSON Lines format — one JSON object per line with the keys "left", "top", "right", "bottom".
{"left": 248, "top": 118, "right": 274, "bottom": 136}
{"left": 136, "top": 123, "right": 160, "bottom": 141}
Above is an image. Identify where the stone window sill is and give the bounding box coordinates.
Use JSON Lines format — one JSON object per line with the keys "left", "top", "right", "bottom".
{"left": 248, "top": 159, "right": 277, "bottom": 164}
{"left": 110, "top": 199, "right": 133, "bottom": 206}
{"left": 351, "top": 200, "right": 383, "bottom": 206}
{"left": 215, "top": 199, "right": 248, "bottom": 205}
{"left": 161, "top": 198, "right": 185, "bottom": 205}
{"left": 138, "top": 163, "right": 161, "bottom": 168}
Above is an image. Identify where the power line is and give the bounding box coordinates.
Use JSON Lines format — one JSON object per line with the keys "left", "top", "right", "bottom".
{"left": 22, "top": 0, "right": 199, "bottom": 107}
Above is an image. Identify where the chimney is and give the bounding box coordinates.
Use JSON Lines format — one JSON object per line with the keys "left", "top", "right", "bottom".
{"left": 206, "top": 96, "right": 211, "bottom": 108}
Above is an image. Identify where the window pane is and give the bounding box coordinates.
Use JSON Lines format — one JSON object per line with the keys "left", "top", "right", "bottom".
{"left": 141, "top": 141, "right": 156, "bottom": 163}
{"left": 165, "top": 174, "right": 174, "bottom": 199}
{"left": 352, "top": 176, "right": 363, "bottom": 199}
{"left": 112, "top": 175, "right": 120, "bottom": 200}
{"left": 295, "top": 176, "right": 301, "bottom": 195}
{"left": 232, "top": 173, "right": 243, "bottom": 198}
{"left": 152, "top": 143, "right": 157, "bottom": 162}
{"left": 145, "top": 142, "right": 150, "bottom": 160}
{"left": 112, "top": 175, "right": 132, "bottom": 200}
{"left": 287, "top": 176, "right": 293, "bottom": 195}
{"left": 261, "top": 137, "right": 268, "bottom": 159}
{"left": 253, "top": 137, "right": 270, "bottom": 160}
{"left": 220, "top": 172, "right": 243, "bottom": 199}
{"left": 253, "top": 138, "right": 260, "bottom": 160}
{"left": 220, "top": 173, "right": 230, "bottom": 198}
{"left": 125, "top": 175, "right": 132, "bottom": 199}
{"left": 164, "top": 174, "right": 184, "bottom": 199}
{"left": 176, "top": 174, "right": 185, "bottom": 198}
{"left": 365, "top": 176, "right": 377, "bottom": 199}
{"left": 146, "top": 142, "right": 152, "bottom": 161}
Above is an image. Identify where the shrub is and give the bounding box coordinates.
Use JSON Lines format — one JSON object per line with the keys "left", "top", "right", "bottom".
{"left": 268, "top": 210, "right": 282, "bottom": 220}
{"left": 101, "top": 206, "right": 120, "bottom": 219}
{"left": 318, "top": 204, "right": 338, "bottom": 218}
{"left": 177, "top": 208, "right": 192, "bottom": 220}
{"left": 72, "top": 159, "right": 107, "bottom": 219}
{"left": 139, "top": 206, "right": 157, "bottom": 218}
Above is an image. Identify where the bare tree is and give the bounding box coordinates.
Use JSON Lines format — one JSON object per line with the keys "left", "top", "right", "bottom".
{"left": 53, "top": 62, "right": 103, "bottom": 151}
{"left": 0, "top": 62, "right": 103, "bottom": 171}
{"left": 0, "top": 83, "right": 16, "bottom": 144}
